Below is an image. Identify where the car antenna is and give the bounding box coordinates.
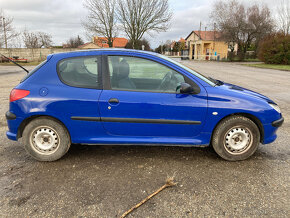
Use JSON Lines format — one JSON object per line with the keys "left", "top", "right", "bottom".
{"left": 0, "top": 54, "right": 29, "bottom": 74}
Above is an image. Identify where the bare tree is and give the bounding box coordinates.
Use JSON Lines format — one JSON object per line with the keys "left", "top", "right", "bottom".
{"left": 10, "top": 34, "right": 22, "bottom": 48}
{"left": 83, "top": 0, "right": 118, "bottom": 47}
{"left": 247, "top": 4, "right": 274, "bottom": 49}
{"left": 0, "top": 10, "right": 19, "bottom": 48}
{"left": 125, "top": 38, "right": 151, "bottom": 50}
{"left": 23, "top": 30, "right": 52, "bottom": 48}
{"left": 277, "top": 0, "right": 290, "bottom": 35}
{"left": 65, "top": 35, "right": 84, "bottom": 48}
{"left": 38, "top": 32, "right": 53, "bottom": 48}
{"left": 23, "top": 31, "right": 38, "bottom": 48}
{"left": 118, "top": 0, "right": 172, "bottom": 48}
{"left": 210, "top": 0, "right": 274, "bottom": 58}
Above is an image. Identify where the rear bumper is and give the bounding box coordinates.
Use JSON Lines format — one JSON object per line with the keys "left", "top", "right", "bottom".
{"left": 6, "top": 111, "right": 16, "bottom": 120}
{"left": 5, "top": 111, "right": 22, "bottom": 141}
{"left": 272, "top": 117, "right": 284, "bottom": 127}
{"left": 6, "top": 131, "right": 17, "bottom": 141}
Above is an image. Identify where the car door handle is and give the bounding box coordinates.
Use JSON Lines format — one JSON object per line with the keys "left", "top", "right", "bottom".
{"left": 108, "top": 98, "right": 119, "bottom": 103}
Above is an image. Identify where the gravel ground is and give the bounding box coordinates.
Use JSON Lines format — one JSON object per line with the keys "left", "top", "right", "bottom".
{"left": 0, "top": 62, "right": 289, "bottom": 217}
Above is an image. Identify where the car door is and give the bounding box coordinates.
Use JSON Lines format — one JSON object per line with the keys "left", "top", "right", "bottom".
{"left": 98, "top": 55, "right": 208, "bottom": 138}
{"left": 55, "top": 55, "right": 104, "bottom": 143}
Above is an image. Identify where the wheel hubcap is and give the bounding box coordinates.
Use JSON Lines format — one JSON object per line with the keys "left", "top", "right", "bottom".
{"left": 224, "top": 127, "right": 252, "bottom": 155}
{"left": 31, "top": 127, "right": 59, "bottom": 154}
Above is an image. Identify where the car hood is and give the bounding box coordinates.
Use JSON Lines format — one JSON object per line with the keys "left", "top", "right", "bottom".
{"left": 220, "top": 82, "right": 275, "bottom": 104}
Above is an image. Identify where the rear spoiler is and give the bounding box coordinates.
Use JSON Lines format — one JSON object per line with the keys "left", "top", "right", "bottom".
{"left": 0, "top": 54, "right": 29, "bottom": 74}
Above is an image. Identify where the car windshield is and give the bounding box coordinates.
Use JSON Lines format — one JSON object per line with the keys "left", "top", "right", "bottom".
{"left": 159, "top": 55, "right": 216, "bottom": 86}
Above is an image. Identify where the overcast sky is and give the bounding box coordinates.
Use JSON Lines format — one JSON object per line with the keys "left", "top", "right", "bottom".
{"left": 0, "top": 0, "right": 283, "bottom": 48}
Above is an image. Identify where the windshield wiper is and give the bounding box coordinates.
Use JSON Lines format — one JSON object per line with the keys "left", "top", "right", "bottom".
{"left": 1, "top": 54, "right": 29, "bottom": 74}
{"left": 208, "top": 77, "right": 223, "bottom": 86}
{"left": 215, "top": 79, "right": 224, "bottom": 86}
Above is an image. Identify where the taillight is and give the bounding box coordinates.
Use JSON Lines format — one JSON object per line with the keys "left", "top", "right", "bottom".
{"left": 10, "top": 89, "right": 30, "bottom": 102}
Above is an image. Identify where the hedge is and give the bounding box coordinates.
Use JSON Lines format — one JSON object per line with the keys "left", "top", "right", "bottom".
{"left": 258, "top": 34, "right": 290, "bottom": 65}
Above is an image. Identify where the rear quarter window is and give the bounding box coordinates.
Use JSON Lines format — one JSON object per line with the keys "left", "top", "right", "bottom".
{"left": 57, "top": 56, "right": 101, "bottom": 89}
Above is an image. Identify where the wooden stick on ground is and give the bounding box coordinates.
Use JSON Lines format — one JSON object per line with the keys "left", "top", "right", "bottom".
{"left": 120, "top": 177, "right": 177, "bottom": 218}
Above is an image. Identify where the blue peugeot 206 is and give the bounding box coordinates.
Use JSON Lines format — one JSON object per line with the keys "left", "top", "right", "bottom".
{"left": 5, "top": 49, "right": 283, "bottom": 161}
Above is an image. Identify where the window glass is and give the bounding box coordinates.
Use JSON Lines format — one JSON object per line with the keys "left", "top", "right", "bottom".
{"left": 159, "top": 54, "right": 215, "bottom": 86}
{"left": 108, "top": 56, "right": 188, "bottom": 93}
{"left": 58, "top": 56, "right": 99, "bottom": 88}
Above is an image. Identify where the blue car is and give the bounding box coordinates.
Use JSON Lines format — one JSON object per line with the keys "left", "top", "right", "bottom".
{"left": 5, "top": 49, "right": 283, "bottom": 161}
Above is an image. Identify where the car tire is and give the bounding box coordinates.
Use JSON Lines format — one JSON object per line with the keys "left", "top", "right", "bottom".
{"left": 212, "top": 116, "right": 260, "bottom": 161}
{"left": 22, "top": 117, "right": 71, "bottom": 161}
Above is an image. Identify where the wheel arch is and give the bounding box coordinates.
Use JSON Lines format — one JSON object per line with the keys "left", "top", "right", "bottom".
{"left": 17, "top": 115, "right": 71, "bottom": 140}
{"left": 211, "top": 113, "right": 264, "bottom": 144}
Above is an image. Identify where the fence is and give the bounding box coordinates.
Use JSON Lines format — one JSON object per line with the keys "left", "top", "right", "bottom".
{"left": 0, "top": 48, "right": 84, "bottom": 62}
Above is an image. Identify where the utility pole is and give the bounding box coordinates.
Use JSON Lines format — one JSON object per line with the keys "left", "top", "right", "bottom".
{"left": 213, "top": 22, "right": 216, "bottom": 50}
{"left": 199, "top": 21, "right": 202, "bottom": 39}
{"left": 213, "top": 22, "right": 216, "bottom": 60}
{"left": 3, "top": 17, "right": 7, "bottom": 49}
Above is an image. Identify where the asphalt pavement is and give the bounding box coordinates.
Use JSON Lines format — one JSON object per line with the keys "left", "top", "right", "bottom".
{"left": 0, "top": 66, "right": 35, "bottom": 76}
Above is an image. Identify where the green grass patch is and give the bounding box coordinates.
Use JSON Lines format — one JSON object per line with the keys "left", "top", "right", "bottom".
{"left": 244, "top": 58, "right": 261, "bottom": 62}
{"left": 221, "top": 58, "right": 261, "bottom": 62}
{"left": 244, "top": 63, "right": 290, "bottom": 71}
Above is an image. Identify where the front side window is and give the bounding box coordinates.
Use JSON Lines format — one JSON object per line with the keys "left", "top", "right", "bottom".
{"left": 108, "top": 56, "right": 192, "bottom": 93}
{"left": 58, "top": 56, "right": 100, "bottom": 88}
{"left": 159, "top": 54, "right": 215, "bottom": 86}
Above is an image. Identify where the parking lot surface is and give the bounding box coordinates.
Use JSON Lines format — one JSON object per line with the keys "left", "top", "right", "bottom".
{"left": 0, "top": 61, "right": 289, "bottom": 217}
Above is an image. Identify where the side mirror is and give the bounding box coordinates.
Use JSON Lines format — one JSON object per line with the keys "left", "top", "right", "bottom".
{"left": 179, "top": 83, "right": 200, "bottom": 94}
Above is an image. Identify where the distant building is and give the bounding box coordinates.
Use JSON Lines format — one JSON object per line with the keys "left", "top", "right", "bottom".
{"left": 164, "top": 38, "right": 187, "bottom": 56}
{"left": 78, "top": 42, "right": 101, "bottom": 49}
{"left": 93, "top": 37, "right": 128, "bottom": 48}
{"left": 78, "top": 37, "right": 128, "bottom": 49}
{"left": 170, "top": 38, "right": 187, "bottom": 49}
{"left": 178, "top": 37, "right": 186, "bottom": 44}
{"left": 185, "top": 30, "right": 231, "bottom": 60}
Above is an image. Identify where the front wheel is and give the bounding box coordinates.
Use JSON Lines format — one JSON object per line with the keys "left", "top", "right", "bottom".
{"left": 22, "top": 117, "right": 71, "bottom": 161}
{"left": 212, "top": 116, "right": 260, "bottom": 161}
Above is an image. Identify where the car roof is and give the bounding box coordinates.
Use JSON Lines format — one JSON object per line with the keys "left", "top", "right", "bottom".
{"left": 48, "top": 48, "right": 161, "bottom": 60}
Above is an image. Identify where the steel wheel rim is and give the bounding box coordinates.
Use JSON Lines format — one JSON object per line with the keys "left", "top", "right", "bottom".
{"left": 30, "top": 126, "right": 60, "bottom": 155}
{"left": 224, "top": 126, "right": 253, "bottom": 155}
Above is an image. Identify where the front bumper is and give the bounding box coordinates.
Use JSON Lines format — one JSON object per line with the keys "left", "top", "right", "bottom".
{"left": 262, "top": 116, "right": 284, "bottom": 144}
{"left": 272, "top": 117, "right": 284, "bottom": 127}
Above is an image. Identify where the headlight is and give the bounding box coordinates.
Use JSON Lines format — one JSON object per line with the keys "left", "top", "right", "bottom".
{"left": 269, "top": 103, "right": 281, "bottom": 113}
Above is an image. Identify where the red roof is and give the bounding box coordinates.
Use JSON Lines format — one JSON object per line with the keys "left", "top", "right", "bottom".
{"left": 93, "top": 37, "right": 128, "bottom": 48}
{"left": 178, "top": 38, "right": 186, "bottom": 43}
{"left": 185, "top": 31, "right": 223, "bottom": 41}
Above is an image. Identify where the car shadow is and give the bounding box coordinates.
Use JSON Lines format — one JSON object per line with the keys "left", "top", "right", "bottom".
{"left": 66, "top": 143, "right": 220, "bottom": 162}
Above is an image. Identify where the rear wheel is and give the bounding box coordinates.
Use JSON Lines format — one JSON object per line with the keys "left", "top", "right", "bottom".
{"left": 212, "top": 116, "right": 260, "bottom": 161}
{"left": 22, "top": 117, "right": 71, "bottom": 161}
